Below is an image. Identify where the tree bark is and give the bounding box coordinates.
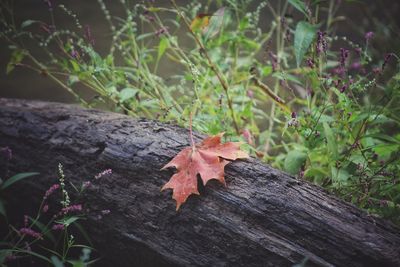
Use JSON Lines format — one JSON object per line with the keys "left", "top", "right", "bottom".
{"left": 0, "top": 98, "right": 399, "bottom": 267}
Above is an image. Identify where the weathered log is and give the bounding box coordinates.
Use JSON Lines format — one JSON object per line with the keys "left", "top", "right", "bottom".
{"left": 0, "top": 98, "right": 399, "bottom": 267}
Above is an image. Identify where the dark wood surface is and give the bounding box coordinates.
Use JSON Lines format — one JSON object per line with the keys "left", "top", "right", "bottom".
{"left": 0, "top": 98, "right": 399, "bottom": 267}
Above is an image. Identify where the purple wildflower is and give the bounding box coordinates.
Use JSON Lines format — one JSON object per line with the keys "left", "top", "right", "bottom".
{"left": 340, "top": 84, "right": 348, "bottom": 93}
{"left": 71, "top": 49, "right": 78, "bottom": 58}
{"left": 339, "top": 48, "right": 349, "bottom": 67}
{"left": 372, "top": 67, "right": 381, "bottom": 75}
{"left": 95, "top": 169, "right": 112, "bottom": 179}
{"left": 155, "top": 27, "right": 169, "bottom": 37}
{"left": 145, "top": 14, "right": 155, "bottom": 22}
{"left": 43, "top": 184, "right": 60, "bottom": 200}
{"left": 351, "top": 141, "right": 360, "bottom": 149}
{"left": 332, "top": 67, "right": 345, "bottom": 76}
{"left": 306, "top": 58, "right": 315, "bottom": 68}
{"left": 382, "top": 53, "right": 393, "bottom": 71}
{"left": 52, "top": 224, "right": 65, "bottom": 231}
{"left": 333, "top": 79, "right": 341, "bottom": 87}
{"left": 269, "top": 51, "right": 278, "bottom": 72}
{"left": 246, "top": 89, "right": 254, "bottom": 98}
{"left": 350, "top": 62, "right": 361, "bottom": 70}
{"left": 54, "top": 204, "right": 83, "bottom": 219}
{"left": 365, "top": 31, "right": 374, "bottom": 41}
{"left": 60, "top": 204, "right": 82, "bottom": 215}
{"left": 19, "top": 228, "right": 42, "bottom": 239}
{"left": 42, "top": 204, "right": 49, "bottom": 213}
{"left": 291, "top": 112, "right": 297, "bottom": 119}
{"left": 288, "top": 119, "right": 299, "bottom": 127}
{"left": 316, "top": 31, "right": 327, "bottom": 55}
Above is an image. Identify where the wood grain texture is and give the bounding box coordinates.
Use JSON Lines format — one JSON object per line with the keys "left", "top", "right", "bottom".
{"left": 0, "top": 98, "right": 399, "bottom": 267}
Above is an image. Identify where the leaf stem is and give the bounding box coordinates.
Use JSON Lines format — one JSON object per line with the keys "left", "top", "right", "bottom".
{"left": 189, "top": 112, "right": 195, "bottom": 148}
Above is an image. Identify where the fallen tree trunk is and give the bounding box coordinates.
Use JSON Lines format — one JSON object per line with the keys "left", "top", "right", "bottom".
{"left": 0, "top": 98, "right": 399, "bottom": 267}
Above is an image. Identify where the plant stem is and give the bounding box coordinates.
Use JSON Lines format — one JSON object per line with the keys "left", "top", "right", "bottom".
{"left": 189, "top": 112, "right": 195, "bottom": 148}
{"left": 170, "top": 0, "right": 240, "bottom": 135}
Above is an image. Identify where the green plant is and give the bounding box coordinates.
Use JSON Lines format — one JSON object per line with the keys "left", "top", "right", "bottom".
{"left": 1, "top": 0, "right": 399, "bottom": 224}
{"left": 0, "top": 160, "right": 109, "bottom": 266}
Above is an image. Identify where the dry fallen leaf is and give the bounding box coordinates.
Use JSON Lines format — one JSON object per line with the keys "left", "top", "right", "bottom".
{"left": 161, "top": 133, "right": 248, "bottom": 210}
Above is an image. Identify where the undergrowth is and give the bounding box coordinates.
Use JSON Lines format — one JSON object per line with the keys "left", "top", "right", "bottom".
{"left": 1, "top": 0, "right": 399, "bottom": 225}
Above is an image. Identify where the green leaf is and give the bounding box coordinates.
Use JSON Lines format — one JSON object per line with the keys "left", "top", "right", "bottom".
{"left": 157, "top": 37, "right": 169, "bottom": 61}
{"left": 331, "top": 167, "right": 350, "bottom": 184}
{"left": 288, "top": 0, "right": 309, "bottom": 17}
{"left": 284, "top": 150, "right": 307, "bottom": 175}
{"left": 67, "top": 75, "right": 80, "bottom": 86}
{"left": 364, "top": 134, "right": 400, "bottom": 144}
{"left": 69, "top": 60, "right": 81, "bottom": 72}
{"left": 272, "top": 72, "right": 302, "bottom": 85}
{"left": 304, "top": 167, "right": 329, "bottom": 182}
{"left": 294, "top": 21, "right": 316, "bottom": 67}
{"left": 119, "top": 88, "right": 138, "bottom": 102}
{"left": 373, "top": 144, "right": 400, "bottom": 157}
{"left": 21, "top": 20, "right": 38, "bottom": 29}
{"left": 6, "top": 49, "right": 26, "bottom": 74}
{"left": 51, "top": 255, "right": 65, "bottom": 267}
{"left": 80, "top": 247, "right": 91, "bottom": 262}
{"left": 57, "top": 216, "right": 80, "bottom": 226}
{"left": 241, "top": 39, "right": 260, "bottom": 50}
{"left": 323, "top": 122, "right": 338, "bottom": 160}
{"left": 69, "top": 261, "right": 84, "bottom": 267}
{"left": 203, "top": 7, "right": 225, "bottom": 41}
{"left": 136, "top": 32, "right": 154, "bottom": 41}
{"left": 262, "top": 66, "right": 273, "bottom": 76}
{"left": 1, "top": 172, "right": 39, "bottom": 190}
{"left": 147, "top": 7, "right": 161, "bottom": 12}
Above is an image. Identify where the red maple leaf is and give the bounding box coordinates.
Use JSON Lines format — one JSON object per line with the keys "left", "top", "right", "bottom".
{"left": 161, "top": 133, "right": 249, "bottom": 210}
